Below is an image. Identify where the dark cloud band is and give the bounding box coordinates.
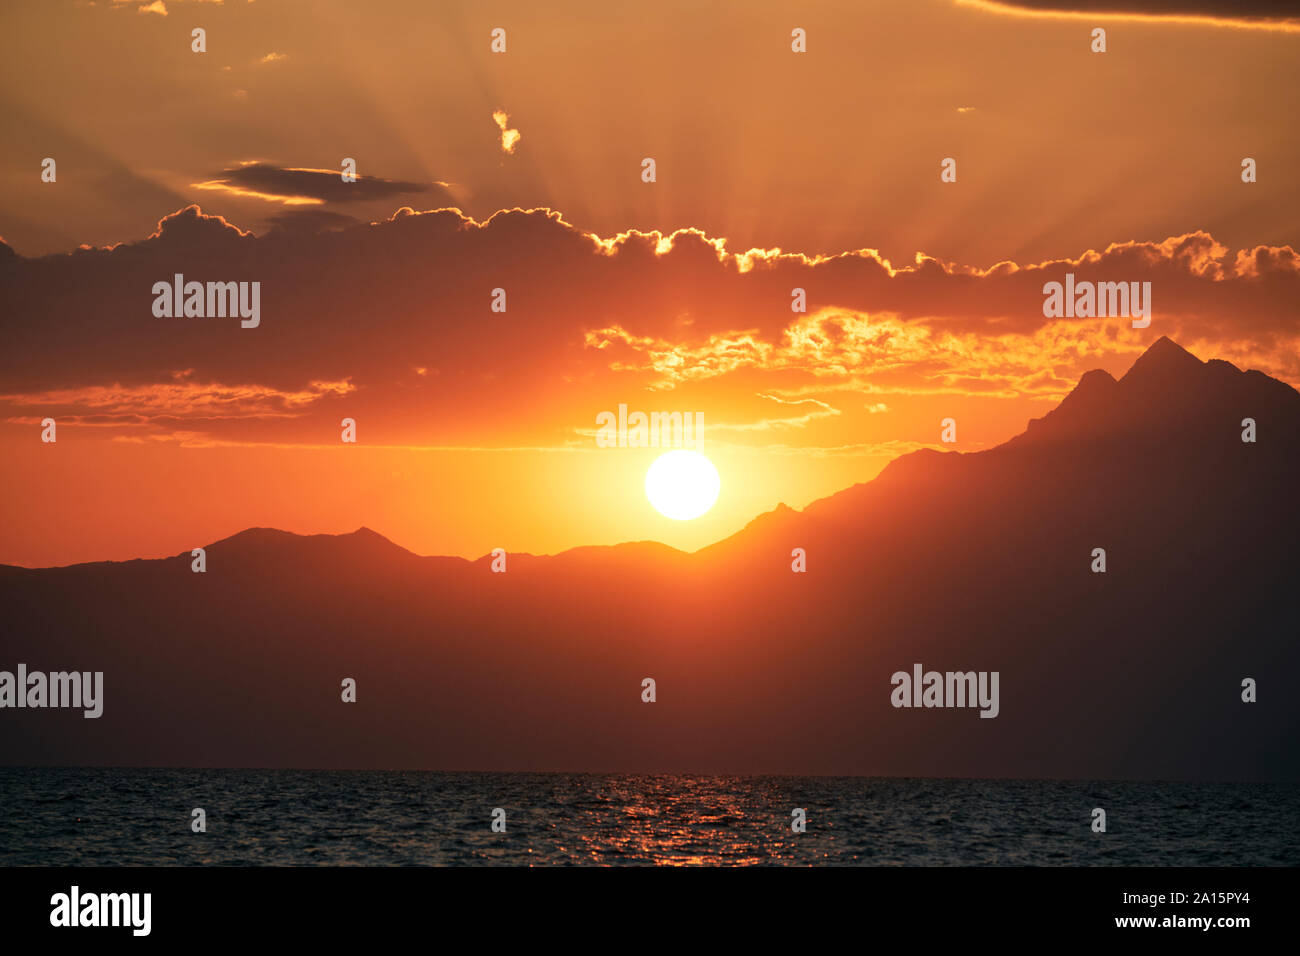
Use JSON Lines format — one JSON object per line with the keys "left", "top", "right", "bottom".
{"left": 195, "top": 163, "right": 448, "bottom": 205}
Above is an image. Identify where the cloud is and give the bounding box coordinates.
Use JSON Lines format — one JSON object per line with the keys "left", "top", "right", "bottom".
{"left": 0, "top": 204, "right": 1295, "bottom": 449}
{"left": 956, "top": 0, "right": 1300, "bottom": 30}
{"left": 707, "top": 395, "right": 843, "bottom": 433}
{"left": 493, "top": 110, "right": 521, "bottom": 155}
{"left": 138, "top": 1, "right": 167, "bottom": 14}
{"left": 141, "top": 203, "right": 255, "bottom": 247}
{"left": 259, "top": 52, "right": 287, "bottom": 64}
{"left": 263, "top": 208, "right": 362, "bottom": 235}
{"left": 191, "top": 163, "right": 450, "bottom": 205}
{"left": 0, "top": 379, "right": 354, "bottom": 425}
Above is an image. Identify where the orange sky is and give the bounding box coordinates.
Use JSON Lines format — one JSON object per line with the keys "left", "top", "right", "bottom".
{"left": 0, "top": 0, "right": 1297, "bottom": 567}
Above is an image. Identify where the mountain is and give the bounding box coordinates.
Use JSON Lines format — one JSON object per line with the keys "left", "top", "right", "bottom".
{"left": 2, "top": 337, "right": 1297, "bottom": 779}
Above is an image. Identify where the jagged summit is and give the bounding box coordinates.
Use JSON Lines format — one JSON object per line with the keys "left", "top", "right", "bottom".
{"left": 1012, "top": 336, "right": 1273, "bottom": 445}
{"left": 1120, "top": 334, "right": 1204, "bottom": 387}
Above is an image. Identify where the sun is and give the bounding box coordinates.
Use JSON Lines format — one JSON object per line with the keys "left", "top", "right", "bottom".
{"left": 644, "top": 450, "right": 720, "bottom": 520}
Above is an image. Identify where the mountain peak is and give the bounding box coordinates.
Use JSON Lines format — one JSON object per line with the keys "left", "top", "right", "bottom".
{"left": 1121, "top": 335, "right": 1203, "bottom": 385}
{"left": 1071, "top": 366, "right": 1119, "bottom": 399}
{"left": 207, "top": 527, "right": 296, "bottom": 548}
{"left": 1007, "top": 338, "right": 1216, "bottom": 446}
{"left": 1017, "top": 366, "right": 1120, "bottom": 439}
{"left": 201, "top": 526, "right": 412, "bottom": 560}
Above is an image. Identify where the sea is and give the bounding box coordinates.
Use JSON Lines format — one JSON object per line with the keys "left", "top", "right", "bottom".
{"left": 1, "top": 768, "right": 1295, "bottom": 866}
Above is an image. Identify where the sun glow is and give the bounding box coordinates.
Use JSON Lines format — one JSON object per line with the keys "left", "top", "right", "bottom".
{"left": 644, "top": 450, "right": 721, "bottom": 521}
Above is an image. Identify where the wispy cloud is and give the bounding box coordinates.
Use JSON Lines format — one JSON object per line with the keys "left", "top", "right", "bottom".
{"left": 956, "top": 0, "right": 1300, "bottom": 32}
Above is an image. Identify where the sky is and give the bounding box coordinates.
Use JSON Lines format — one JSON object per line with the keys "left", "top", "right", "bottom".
{"left": 0, "top": 0, "right": 1297, "bottom": 567}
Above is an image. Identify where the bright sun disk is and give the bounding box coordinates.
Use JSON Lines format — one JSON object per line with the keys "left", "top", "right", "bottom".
{"left": 645, "top": 450, "right": 720, "bottom": 520}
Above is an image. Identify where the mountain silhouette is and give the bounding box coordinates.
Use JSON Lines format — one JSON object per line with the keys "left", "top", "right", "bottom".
{"left": 2, "top": 337, "right": 1297, "bottom": 779}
